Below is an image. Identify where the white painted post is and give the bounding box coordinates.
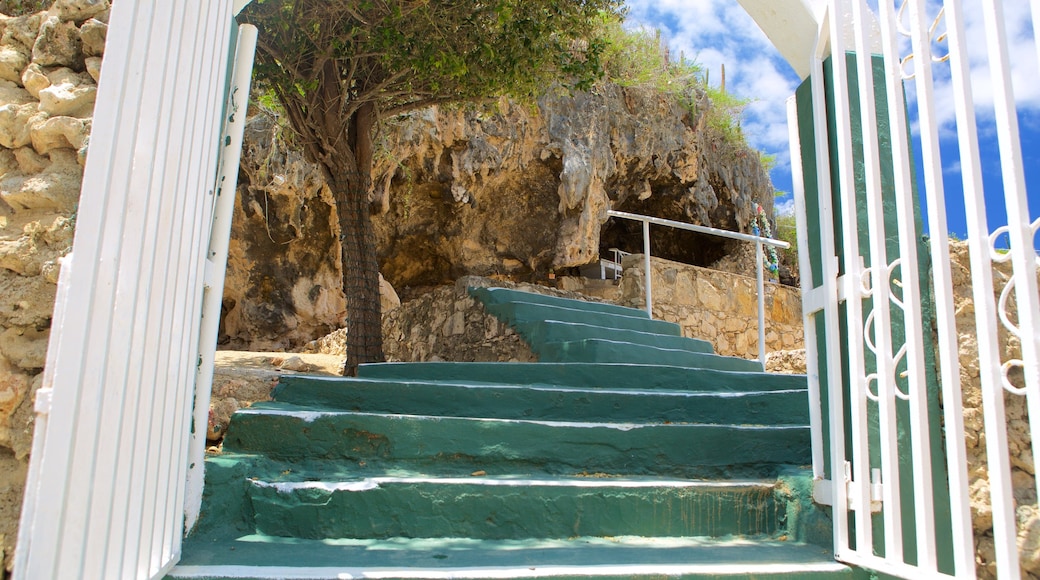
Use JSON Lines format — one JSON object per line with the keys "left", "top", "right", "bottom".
{"left": 184, "top": 22, "right": 258, "bottom": 534}
{"left": 756, "top": 242, "right": 766, "bottom": 367}
{"left": 643, "top": 220, "right": 653, "bottom": 318}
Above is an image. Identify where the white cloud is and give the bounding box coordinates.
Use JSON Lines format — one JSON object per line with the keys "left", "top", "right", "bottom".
{"left": 624, "top": 0, "right": 802, "bottom": 183}
{"left": 774, "top": 196, "right": 797, "bottom": 217}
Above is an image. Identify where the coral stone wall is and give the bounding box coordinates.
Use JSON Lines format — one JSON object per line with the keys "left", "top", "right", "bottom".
{"left": 616, "top": 255, "right": 804, "bottom": 359}
{"left": 0, "top": 0, "right": 107, "bottom": 571}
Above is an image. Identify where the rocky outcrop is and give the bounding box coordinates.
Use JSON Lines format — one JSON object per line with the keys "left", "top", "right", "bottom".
{"left": 0, "top": 0, "right": 105, "bottom": 571}
{"left": 229, "top": 86, "right": 777, "bottom": 350}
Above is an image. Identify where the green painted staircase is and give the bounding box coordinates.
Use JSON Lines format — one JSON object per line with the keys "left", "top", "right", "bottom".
{"left": 170, "top": 286, "right": 850, "bottom": 579}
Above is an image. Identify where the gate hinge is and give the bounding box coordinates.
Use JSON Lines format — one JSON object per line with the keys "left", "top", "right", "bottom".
{"left": 34, "top": 387, "right": 53, "bottom": 416}
{"left": 814, "top": 465, "right": 883, "bottom": 513}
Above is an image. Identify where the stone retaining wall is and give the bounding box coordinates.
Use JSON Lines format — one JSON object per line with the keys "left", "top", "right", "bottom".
{"left": 608, "top": 255, "right": 804, "bottom": 359}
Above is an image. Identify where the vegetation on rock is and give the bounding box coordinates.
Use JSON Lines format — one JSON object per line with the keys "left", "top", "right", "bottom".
{"left": 238, "top": 0, "right": 624, "bottom": 374}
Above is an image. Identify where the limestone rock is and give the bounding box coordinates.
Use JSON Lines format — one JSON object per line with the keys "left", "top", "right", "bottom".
{"left": 0, "top": 46, "right": 27, "bottom": 84}
{"left": 30, "top": 115, "right": 86, "bottom": 153}
{"left": 78, "top": 18, "right": 105, "bottom": 56}
{"left": 13, "top": 145, "right": 48, "bottom": 173}
{"left": 83, "top": 55, "right": 99, "bottom": 82}
{"left": 53, "top": 0, "right": 109, "bottom": 23}
{"left": 0, "top": 14, "right": 42, "bottom": 53}
{"left": 32, "top": 16, "right": 83, "bottom": 70}
{"left": 0, "top": 102, "right": 40, "bottom": 149}
{"left": 0, "top": 327, "right": 46, "bottom": 371}
{"left": 37, "top": 78, "right": 95, "bottom": 117}
{"left": 0, "top": 355, "right": 28, "bottom": 447}
{"left": 0, "top": 147, "right": 82, "bottom": 211}
{"left": 20, "top": 63, "right": 47, "bottom": 98}
{"left": 0, "top": 79, "right": 31, "bottom": 108}
{"left": 379, "top": 273, "right": 401, "bottom": 313}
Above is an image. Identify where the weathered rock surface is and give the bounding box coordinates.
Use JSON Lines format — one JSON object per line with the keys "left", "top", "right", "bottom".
{"left": 230, "top": 85, "right": 777, "bottom": 350}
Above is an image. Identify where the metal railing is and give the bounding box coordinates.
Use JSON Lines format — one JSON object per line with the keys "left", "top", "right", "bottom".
{"left": 606, "top": 209, "right": 791, "bottom": 366}
{"left": 790, "top": 1, "right": 1039, "bottom": 578}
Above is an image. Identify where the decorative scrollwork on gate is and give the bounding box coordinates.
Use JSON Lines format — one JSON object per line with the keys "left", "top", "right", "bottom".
{"left": 895, "top": 1, "right": 950, "bottom": 80}
{"left": 987, "top": 225, "right": 1040, "bottom": 396}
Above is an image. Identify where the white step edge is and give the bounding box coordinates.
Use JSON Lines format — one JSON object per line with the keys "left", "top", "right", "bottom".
{"left": 235, "top": 408, "right": 811, "bottom": 431}
{"left": 170, "top": 561, "right": 850, "bottom": 579}
{"left": 248, "top": 477, "right": 776, "bottom": 494}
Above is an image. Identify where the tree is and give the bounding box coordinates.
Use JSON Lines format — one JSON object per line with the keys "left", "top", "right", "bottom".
{"left": 239, "top": 0, "right": 623, "bottom": 375}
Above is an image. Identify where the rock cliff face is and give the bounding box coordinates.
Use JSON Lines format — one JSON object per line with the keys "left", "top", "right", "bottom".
{"left": 0, "top": 0, "right": 107, "bottom": 570}
{"left": 228, "top": 85, "right": 777, "bottom": 349}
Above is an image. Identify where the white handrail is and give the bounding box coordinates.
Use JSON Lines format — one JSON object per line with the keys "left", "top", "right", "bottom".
{"left": 606, "top": 209, "right": 791, "bottom": 367}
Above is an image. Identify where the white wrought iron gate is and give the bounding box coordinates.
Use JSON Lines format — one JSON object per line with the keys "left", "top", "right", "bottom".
{"left": 789, "top": 1, "right": 1039, "bottom": 578}
{"left": 14, "top": 1, "right": 255, "bottom": 578}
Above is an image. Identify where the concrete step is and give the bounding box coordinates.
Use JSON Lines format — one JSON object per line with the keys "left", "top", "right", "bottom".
{"left": 273, "top": 375, "right": 810, "bottom": 426}
{"left": 516, "top": 319, "right": 715, "bottom": 354}
{"left": 357, "top": 362, "right": 807, "bottom": 394}
{"left": 482, "top": 301, "right": 683, "bottom": 337}
{"left": 221, "top": 404, "right": 811, "bottom": 478}
{"left": 246, "top": 475, "right": 783, "bottom": 540}
{"left": 469, "top": 286, "right": 649, "bottom": 319}
{"left": 538, "top": 339, "right": 764, "bottom": 372}
{"left": 169, "top": 536, "right": 854, "bottom": 579}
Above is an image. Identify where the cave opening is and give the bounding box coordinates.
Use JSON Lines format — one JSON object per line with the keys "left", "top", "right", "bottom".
{"left": 598, "top": 197, "right": 738, "bottom": 271}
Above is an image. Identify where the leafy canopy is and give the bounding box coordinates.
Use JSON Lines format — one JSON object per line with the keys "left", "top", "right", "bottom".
{"left": 240, "top": 0, "right": 624, "bottom": 129}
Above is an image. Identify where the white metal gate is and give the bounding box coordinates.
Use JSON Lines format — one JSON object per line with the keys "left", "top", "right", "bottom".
{"left": 789, "top": 1, "right": 1039, "bottom": 578}
{"left": 14, "top": 2, "right": 255, "bottom": 578}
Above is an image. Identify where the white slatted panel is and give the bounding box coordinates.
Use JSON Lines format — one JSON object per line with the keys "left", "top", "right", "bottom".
{"left": 15, "top": 1, "right": 235, "bottom": 578}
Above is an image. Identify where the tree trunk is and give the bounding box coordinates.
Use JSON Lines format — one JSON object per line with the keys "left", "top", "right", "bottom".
{"left": 331, "top": 102, "right": 384, "bottom": 376}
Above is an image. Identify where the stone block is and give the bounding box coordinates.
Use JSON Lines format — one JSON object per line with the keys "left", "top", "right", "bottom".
{"left": 30, "top": 115, "right": 86, "bottom": 154}
{"left": 0, "top": 102, "right": 40, "bottom": 149}
{"left": 20, "top": 63, "right": 48, "bottom": 98}
{"left": 0, "top": 46, "right": 27, "bottom": 85}
{"left": 55, "top": 0, "right": 109, "bottom": 24}
{"left": 32, "top": 17, "right": 83, "bottom": 70}
{"left": 78, "top": 17, "right": 106, "bottom": 56}
{"left": 37, "top": 80, "right": 95, "bottom": 117}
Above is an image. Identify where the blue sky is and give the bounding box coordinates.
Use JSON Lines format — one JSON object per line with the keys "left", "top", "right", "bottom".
{"left": 624, "top": 1, "right": 1040, "bottom": 246}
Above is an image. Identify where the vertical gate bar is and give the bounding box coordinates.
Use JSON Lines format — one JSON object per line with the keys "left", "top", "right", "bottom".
{"left": 890, "top": 0, "right": 971, "bottom": 572}
{"left": 788, "top": 96, "right": 826, "bottom": 479}
{"left": 849, "top": 0, "right": 904, "bottom": 561}
{"left": 135, "top": 2, "right": 198, "bottom": 574}
{"left": 945, "top": 0, "right": 1020, "bottom": 577}
{"left": 980, "top": 0, "right": 1040, "bottom": 511}
{"left": 643, "top": 220, "right": 653, "bottom": 317}
{"left": 756, "top": 242, "right": 767, "bottom": 366}
{"left": 162, "top": 3, "right": 235, "bottom": 571}
{"left": 828, "top": 0, "right": 874, "bottom": 554}
{"left": 107, "top": 0, "right": 184, "bottom": 575}
{"left": 186, "top": 20, "right": 258, "bottom": 534}
{"left": 810, "top": 4, "right": 854, "bottom": 558}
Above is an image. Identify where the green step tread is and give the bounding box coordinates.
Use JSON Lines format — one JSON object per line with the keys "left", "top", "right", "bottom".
{"left": 222, "top": 404, "right": 811, "bottom": 477}
{"left": 356, "top": 362, "right": 807, "bottom": 393}
{"left": 516, "top": 320, "right": 715, "bottom": 354}
{"left": 483, "top": 301, "right": 683, "bottom": 337}
{"left": 272, "top": 376, "right": 810, "bottom": 425}
{"left": 246, "top": 476, "right": 783, "bottom": 539}
{"left": 538, "top": 339, "right": 763, "bottom": 372}
{"left": 170, "top": 536, "right": 853, "bottom": 579}
{"left": 469, "top": 286, "right": 650, "bottom": 319}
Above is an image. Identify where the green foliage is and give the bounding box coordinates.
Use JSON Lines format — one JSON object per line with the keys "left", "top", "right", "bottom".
{"left": 594, "top": 17, "right": 749, "bottom": 150}
{"left": 0, "top": 0, "right": 49, "bottom": 16}
{"left": 775, "top": 213, "right": 799, "bottom": 275}
{"left": 241, "top": 0, "right": 625, "bottom": 126}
